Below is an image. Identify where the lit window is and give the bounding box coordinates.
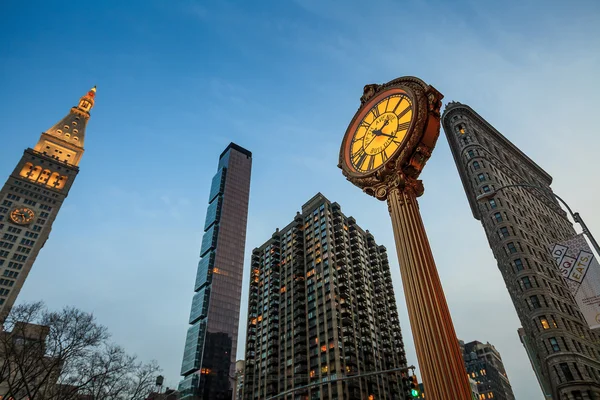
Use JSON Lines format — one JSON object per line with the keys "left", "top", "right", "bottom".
{"left": 540, "top": 316, "right": 550, "bottom": 330}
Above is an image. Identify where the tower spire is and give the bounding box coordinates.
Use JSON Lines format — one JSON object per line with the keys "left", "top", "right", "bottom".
{"left": 32, "top": 86, "right": 96, "bottom": 164}
{"left": 75, "top": 85, "right": 96, "bottom": 115}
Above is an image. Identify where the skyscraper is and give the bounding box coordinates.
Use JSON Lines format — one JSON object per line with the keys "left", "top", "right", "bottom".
{"left": 459, "top": 340, "right": 515, "bottom": 400}
{"left": 179, "top": 143, "right": 252, "bottom": 400}
{"left": 0, "top": 86, "right": 96, "bottom": 318}
{"left": 242, "top": 193, "right": 407, "bottom": 400}
{"left": 442, "top": 102, "right": 600, "bottom": 399}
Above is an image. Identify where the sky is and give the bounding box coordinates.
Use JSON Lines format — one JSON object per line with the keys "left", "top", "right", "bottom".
{"left": 1, "top": 0, "right": 600, "bottom": 397}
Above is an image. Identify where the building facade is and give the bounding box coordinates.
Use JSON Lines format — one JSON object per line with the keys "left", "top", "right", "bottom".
{"left": 179, "top": 143, "right": 252, "bottom": 399}
{"left": 443, "top": 102, "right": 600, "bottom": 400}
{"left": 0, "top": 87, "right": 96, "bottom": 318}
{"left": 459, "top": 340, "right": 515, "bottom": 400}
{"left": 242, "top": 193, "right": 407, "bottom": 400}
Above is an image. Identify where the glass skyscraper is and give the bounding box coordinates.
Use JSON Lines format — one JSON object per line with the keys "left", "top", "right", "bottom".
{"left": 179, "top": 143, "right": 252, "bottom": 400}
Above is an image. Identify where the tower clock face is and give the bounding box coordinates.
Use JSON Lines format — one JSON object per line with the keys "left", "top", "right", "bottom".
{"left": 343, "top": 89, "right": 414, "bottom": 175}
{"left": 9, "top": 207, "right": 35, "bottom": 225}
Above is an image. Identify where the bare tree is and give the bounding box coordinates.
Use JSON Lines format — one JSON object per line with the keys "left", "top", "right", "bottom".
{"left": 0, "top": 302, "right": 161, "bottom": 400}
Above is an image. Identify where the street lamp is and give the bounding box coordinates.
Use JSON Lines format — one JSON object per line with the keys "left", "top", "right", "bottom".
{"left": 475, "top": 183, "right": 600, "bottom": 257}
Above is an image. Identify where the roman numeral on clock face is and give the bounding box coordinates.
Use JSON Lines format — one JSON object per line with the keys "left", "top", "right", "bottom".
{"left": 392, "top": 96, "right": 406, "bottom": 113}
{"left": 396, "top": 104, "right": 411, "bottom": 119}
{"left": 352, "top": 147, "right": 367, "bottom": 168}
{"left": 381, "top": 150, "right": 388, "bottom": 164}
{"left": 366, "top": 155, "right": 375, "bottom": 171}
{"left": 397, "top": 121, "right": 411, "bottom": 131}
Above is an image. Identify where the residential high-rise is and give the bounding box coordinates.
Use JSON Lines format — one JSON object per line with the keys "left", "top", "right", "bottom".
{"left": 443, "top": 102, "right": 600, "bottom": 399}
{"left": 242, "top": 193, "right": 407, "bottom": 400}
{"left": 459, "top": 340, "right": 515, "bottom": 400}
{"left": 179, "top": 143, "right": 252, "bottom": 400}
{"left": 0, "top": 87, "right": 96, "bottom": 318}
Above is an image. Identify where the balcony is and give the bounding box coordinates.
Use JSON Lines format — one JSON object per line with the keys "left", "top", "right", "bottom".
{"left": 293, "top": 291, "right": 305, "bottom": 302}
{"left": 341, "top": 316, "right": 352, "bottom": 326}
{"left": 294, "top": 343, "right": 307, "bottom": 353}
{"left": 294, "top": 354, "right": 307, "bottom": 364}
{"left": 293, "top": 263, "right": 304, "bottom": 275}
{"left": 293, "top": 334, "right": 306, "bottom": 344}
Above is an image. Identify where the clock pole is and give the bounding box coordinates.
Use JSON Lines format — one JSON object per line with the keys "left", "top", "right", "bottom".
{"left": 339, "top": 77, "right": 472, "bottom": 400}
{"left": 386, "top": 175, "right": 471, "bottom": 400}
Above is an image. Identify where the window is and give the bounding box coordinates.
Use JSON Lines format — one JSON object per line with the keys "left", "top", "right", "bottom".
{"left": 540, "top": 316, "right": 550, "bottom": 330}
{"left": 507, "top": 242, "right": 517, "bottom": 253}
{"left": 477, "top": 173, "right": 486, "bottom": 182}
{"left": 493, "top": 212, "right": 503, "bottom": 222}
{"left": 549, "top": 337, "right": 560, "bottom": 352}
{"left": 514, "top": 259, "right": 524, "bottom": 271}
{"left": 489, "top": 199, "right": 497, "bottom": 209}
{"left": 522, "top": 277, "right": 532, "bottom": 289}
{"left": 473, "top": 161, "right": 481, "bottom": 170}
{"left": 498, "top": 227, "right": 509, "bottom": 239}
{"left": 467, "top": 150, "right": 475, "bottom": 159}
{"left": 482, "top": 185, "right": 491, "bottom": 193}
{"left": 531, "top": 295, "right": 541, "bottom": 309}
{"left": 560, "top": 363, "right": 574, "bottom": 381}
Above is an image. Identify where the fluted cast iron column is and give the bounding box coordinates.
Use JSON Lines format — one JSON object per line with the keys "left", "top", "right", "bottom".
{"left": 387, "top": 181, "right": 472, "bottom": 400}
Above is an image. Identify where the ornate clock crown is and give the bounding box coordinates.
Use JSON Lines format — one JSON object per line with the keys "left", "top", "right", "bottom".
{"left": 339, "top": 76, "right": 443, "bottom": 200}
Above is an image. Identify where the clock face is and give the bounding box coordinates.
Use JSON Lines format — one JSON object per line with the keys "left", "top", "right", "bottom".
{"left": 9, "top": 207, "right": 35, "bottom": 225}
{"left": 344, "top": 90, "right": 414, "bottom": 175}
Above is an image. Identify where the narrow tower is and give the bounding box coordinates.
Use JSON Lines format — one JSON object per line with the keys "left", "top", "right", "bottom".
{"left": 443, "top": 102, "right": 600, "bottom": 399}
{"left": 0, "top": 87, "right": 96, "bottom": 317}
{"left": 180, "top": 143, "right": 252, "bottom": 400}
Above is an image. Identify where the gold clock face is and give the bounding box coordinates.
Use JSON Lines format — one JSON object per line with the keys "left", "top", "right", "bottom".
{"left": 9, "top": 207, "right": 35, "bottom": 225}
{"left": 345, "top": 91, "right": 414, "bottom": 174}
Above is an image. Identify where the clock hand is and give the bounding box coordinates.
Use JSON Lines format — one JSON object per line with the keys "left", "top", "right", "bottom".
{"left": 371, "top": 119, "right": 390, "bottom": 136}
{"left": 378, "top": 132, "right": 396, "bottom": 139}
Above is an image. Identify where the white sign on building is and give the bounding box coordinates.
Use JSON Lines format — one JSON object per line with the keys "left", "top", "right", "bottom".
{"left": 551, "top": 234, "right": 600, "bottom": 330}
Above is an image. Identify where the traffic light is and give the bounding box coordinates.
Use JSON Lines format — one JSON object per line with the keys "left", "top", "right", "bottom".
{"left": 410, "top": 374, "right": 420, "bottom": 398}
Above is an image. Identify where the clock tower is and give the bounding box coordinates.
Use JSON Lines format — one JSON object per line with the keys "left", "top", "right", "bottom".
{"left": 0, "top": 86, "right": 96, "bottom": 318}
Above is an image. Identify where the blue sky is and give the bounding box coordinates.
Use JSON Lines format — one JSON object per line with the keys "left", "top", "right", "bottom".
{"left": 1, "top": 0, "right": 600, "bottom": 397}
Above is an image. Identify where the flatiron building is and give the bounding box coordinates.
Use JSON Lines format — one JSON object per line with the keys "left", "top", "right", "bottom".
{"left": 443, "top": 102, "right": 600, "bottom": 400}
